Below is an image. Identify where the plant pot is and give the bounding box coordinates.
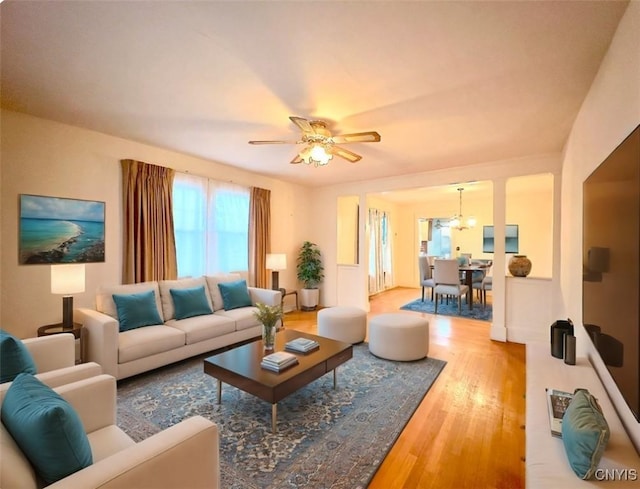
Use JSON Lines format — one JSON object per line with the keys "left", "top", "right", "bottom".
{"left": 262, "top": 323, "right": 277, "bottom": 350}
{"left": 508, "top": 255, "right": 532, "bottom": 277}
{"left": 299, "top": 288, "right": 319, "bottom": 311}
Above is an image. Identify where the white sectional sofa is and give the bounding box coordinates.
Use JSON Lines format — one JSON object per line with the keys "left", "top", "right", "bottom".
{"left": 76, "top": 274, "right": 281, "bottom": 380}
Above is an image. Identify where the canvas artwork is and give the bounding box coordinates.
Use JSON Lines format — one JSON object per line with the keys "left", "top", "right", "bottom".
{"left": 19, "top": 194, "right": 105, "bottom": 264}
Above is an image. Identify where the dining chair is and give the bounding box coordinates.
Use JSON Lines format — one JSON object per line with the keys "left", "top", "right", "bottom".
{"left": 472, "top": 275, "right": 492, "bottom": 310}
{"left": 433, "top": 259, "right": 469, "bottom": 314}
{"left": 418, "top": 255, "right": 435, "bottom": 302}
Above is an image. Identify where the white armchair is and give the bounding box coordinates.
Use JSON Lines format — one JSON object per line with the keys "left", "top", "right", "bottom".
{"left": 0, "top": 374, "right": 220, "bottom": 489}
{"left": 0, "top": 333, "right": 102, "bottom": 396}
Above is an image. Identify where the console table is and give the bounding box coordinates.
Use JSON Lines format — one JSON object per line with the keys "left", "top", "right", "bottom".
{"left": 526, "top": 342, "right": 639, "bottom": 487}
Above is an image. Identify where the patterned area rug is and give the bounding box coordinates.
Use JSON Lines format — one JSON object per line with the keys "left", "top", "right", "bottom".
{"left": 401, "top": 296, "right": 492, "bottom": 321}
{"left": 117, "top": 343, "right": 446, "bottom": 488}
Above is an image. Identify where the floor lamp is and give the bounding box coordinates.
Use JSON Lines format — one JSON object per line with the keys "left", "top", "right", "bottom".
{"left": 266, "top": 253, "right": 287, "bottom": 290}
{"left": 51, "top": 264, "right": 86, "bottom": 329}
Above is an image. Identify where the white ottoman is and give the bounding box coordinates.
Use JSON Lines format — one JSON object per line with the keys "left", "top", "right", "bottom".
{"left": 368, "top": 313, "right": 429, "bottom": 361}
{"left": 317, "top": 306, "right": 367, "bottom": 344}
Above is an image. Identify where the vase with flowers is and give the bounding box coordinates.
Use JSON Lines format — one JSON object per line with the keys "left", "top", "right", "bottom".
{"left": 253, "top": 302, "right": 283, "bottom": 350}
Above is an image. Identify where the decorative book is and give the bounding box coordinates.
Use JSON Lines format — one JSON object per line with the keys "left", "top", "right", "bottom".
{"left": 261, "top": 351, "right": 298, "bottom": 372}
{"left": 285, "top": 337, "right": 320, "bottom": 353}
{"left": 546, "top": 388, "right": 574, "bottom": 437}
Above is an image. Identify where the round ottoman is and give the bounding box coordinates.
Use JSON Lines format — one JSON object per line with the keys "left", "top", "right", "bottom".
{"left": 368, "top": 313, "right": 429, "bottom": 361}
{"left": 317, "top": 306, "right": 367, "bottom": 344}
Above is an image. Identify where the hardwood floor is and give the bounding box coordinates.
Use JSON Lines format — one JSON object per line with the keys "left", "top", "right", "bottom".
{"left": 283, "top": 286, "right": 526, "bottom": 489}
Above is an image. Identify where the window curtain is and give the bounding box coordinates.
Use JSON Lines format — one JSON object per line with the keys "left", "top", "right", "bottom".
{"left": 249, "top": 187, "right": 270, "bottom": 288}
{"left": 121, "top": 159, "right": 177, "bottom": 284}
{"left": 368, "top": 208, "right": 393, "bottom": 294}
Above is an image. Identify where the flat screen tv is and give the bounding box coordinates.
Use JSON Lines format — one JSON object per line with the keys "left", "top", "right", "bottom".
{"left": 482, "top": 224, "right": 519, "bottom": 253}
{"left": 583, "top": 124, "right": 640, "bottom": 422}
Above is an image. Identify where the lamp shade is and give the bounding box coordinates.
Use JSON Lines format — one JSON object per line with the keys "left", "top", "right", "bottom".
{"left": 51, "top": 264, "right": 85, "bottom": 295}
{"left": 266, "top": 253, "right": 287, "bottom": 271}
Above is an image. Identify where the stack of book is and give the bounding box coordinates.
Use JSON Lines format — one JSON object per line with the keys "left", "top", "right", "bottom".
{"left": 260, "top": 351, "right": 299, "bottom": 372}
{"left": 285, "top": 337, "right": 320, "bottom": 353}
{"left": 546, "top": 388, "right": 573, "bottom": 437}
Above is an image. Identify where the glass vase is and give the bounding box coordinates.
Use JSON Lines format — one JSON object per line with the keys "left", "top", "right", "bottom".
{"left": 262, "top": 323, "right": 276, "bottom": 350}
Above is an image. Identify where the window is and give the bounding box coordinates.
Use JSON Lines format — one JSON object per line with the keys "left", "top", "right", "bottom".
{"left": 173, "top": 173, "right": 249, "bottom": 277}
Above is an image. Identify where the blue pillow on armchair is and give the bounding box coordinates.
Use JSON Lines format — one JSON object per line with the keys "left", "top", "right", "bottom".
{"left": 0, "top": 329, "right": 37, "bottom": 383}
{"left": 1, "top": 373, "right": 93, "bottom": 484}
{"left": 218, "top": 280, "right": 252, "bottom": 310}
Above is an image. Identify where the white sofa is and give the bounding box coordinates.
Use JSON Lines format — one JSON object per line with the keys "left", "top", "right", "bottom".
{"left": 76, "top": 274, "right": 281, "bottom": 380}
{"left": 0, "top": 374, "right": 219, "bottom": 488}
{"left": 526, "top": 342, "right": 640, "bottom": 487}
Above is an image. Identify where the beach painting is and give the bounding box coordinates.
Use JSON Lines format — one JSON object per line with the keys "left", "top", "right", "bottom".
{"left": 19, "top": 194, "right": 105, "bottom": 264}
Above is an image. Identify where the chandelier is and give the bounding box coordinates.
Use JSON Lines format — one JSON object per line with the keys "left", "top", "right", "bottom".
{"left": 450, "top": 188, "right": 476, "bottom": 231}
{"left": 298, "top": 143, "right": 333, "bottom": 167}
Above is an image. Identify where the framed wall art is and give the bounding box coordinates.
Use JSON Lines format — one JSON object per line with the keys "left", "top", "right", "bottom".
{"left": 19, "top": 194, "right": 105, "bottom": 264}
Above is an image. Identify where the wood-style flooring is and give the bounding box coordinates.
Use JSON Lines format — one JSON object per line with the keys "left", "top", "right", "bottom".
{"left": 282, "top": 286, "right": 526, "bottom": 489}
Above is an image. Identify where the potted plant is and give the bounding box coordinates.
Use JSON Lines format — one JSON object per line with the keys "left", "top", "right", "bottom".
{"left": 296, "top": 241, "right": 324, "bottom": 311}
{"left": 253, "top": 302, "right": 283, "bottom": 350}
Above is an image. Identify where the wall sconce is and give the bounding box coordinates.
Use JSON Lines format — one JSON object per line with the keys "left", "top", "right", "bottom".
{"left": 266, "top": 253, "right": 287, "bottom": 290}
{"left": 51, "top": 264, "right": 85, "bottom": 329}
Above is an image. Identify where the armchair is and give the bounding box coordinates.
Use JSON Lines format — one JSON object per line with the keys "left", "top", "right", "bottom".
{"left": 0, "top": 374, "right": 220, "bottom": 489}
{"left": 0, "top": 333, "right": 102, "bottom": 395}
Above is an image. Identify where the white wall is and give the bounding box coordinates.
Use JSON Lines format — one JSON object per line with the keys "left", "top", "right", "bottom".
{"left": 311, "top": 154, "right": 561, "bottom": 311}
{"left": 0, "top": 110, "right": 312, "bottom": 338}
{"left": 560, "top": 0, "right": 640, "bottom": 449}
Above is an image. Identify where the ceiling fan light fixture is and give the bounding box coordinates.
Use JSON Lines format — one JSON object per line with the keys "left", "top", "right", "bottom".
{"left": 301, "top": 143, "right": 332, "bottom": 167}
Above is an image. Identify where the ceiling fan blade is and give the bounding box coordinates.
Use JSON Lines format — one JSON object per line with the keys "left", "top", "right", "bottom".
{"left": 330, "top": 146, "right": 362, "bottom": 163}
{"left": 248, "top": 140, "right": 298, "bottom": 145}
{"left": 331, "top": 131, "right": 381, "bottom": 144}
{"left": 290, "top": 153, "right": 304, "bottom": 164}
{"left": 289, "top": 116, "right": 314, "bottom": 134}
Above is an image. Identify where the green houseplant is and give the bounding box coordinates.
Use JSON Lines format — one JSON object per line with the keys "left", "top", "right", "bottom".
{"left": 296, "top": 241, "right": 324, "bottom": 310}
{"left": 253, "top": 302, "right": 283, "bottom": 350}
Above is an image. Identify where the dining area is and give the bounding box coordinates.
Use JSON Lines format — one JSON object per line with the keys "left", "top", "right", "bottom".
{"left": 418, "top": 255, "right": 493, "bottom": 314}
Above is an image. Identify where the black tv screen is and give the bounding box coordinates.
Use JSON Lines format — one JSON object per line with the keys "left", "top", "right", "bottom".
{"left": 583, "top": 124, "right": 640, "bottom": 422}
{"left": 482, "top": 224, "right": 519, "bottom": 253}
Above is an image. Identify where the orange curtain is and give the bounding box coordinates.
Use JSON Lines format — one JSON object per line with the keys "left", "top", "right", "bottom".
{"left": 121, "top": 159, "right": 177, "bottom": 284}
{"left": 249, "top": 187, "right": 270, "bottom": 288}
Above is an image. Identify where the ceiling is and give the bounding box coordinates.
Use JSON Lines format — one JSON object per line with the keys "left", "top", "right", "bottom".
{"left": 0, "top": 1, "right": 628, "bottom": 190}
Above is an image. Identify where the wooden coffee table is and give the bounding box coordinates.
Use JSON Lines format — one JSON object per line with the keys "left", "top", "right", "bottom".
{"left": 203, "top": 329, "right": 353, "bottom": 433}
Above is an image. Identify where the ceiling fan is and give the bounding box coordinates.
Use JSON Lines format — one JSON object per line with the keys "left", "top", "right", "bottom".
{"left": 249, "top": 116, "right": 381, "bottom": 166}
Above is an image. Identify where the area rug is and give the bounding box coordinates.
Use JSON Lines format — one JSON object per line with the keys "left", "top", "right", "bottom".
{"left": 400, "top": 296, "right": 492, "bottom": 321}
{"left": 117, "top": 343, "right": 446, "bottom": 488}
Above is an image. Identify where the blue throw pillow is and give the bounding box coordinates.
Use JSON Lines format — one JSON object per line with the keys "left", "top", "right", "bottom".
{"left": 1, "top": 373, "right": 93, "bottom": 484}
{"left": 170, "top": 285, "right": 213, "bottom": 320}
{"left": 0, "top": 329, "right": 37, "bottom": 383}
{"left": 561, "top": 388, "right": 610, "bottom": 479}
{"left": 112, "top": 290, "right": 163, "bottom": 332}
{"left": 218, "top": 280, "right": 252, "bottom": 310}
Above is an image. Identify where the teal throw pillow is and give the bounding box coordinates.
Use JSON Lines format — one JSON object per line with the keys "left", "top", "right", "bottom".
{"left": 218, "top": 280, "right": 252, "bottom": 310}
{"left": 0, "top": 373, "right": 93, "bottom": 484}
{"left": 0, "top": 329, "right": 37, "bottom": 383}
{"left": 112, "top": 290, "right": 163, "bottom": 332}
{"left": 170, "top": 285, "right": 213, "bottom": 320}
{"left": 561, "top": 388, "right": 610, "bottom": 480}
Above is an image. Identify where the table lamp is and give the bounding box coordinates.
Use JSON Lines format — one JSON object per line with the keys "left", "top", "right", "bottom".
{"left": 51, "top": 264, "right": 85, "bottom": 329}
{"left": 266, "top": 253, "right": 287, "bottom": 290}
